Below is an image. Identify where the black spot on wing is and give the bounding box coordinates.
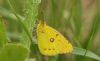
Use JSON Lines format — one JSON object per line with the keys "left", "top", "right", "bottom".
{"left": 43, "top": 48, "right": 56, "bottom": 51}
{"left": 56, "top": 34, "right": 59, "bottom": 36}
{"left": 44, "top": 48, "right": 47, "bottom": 50}
{"left": 50, "top": 38, "right": 55, "bottom": 42}
{"left": 48, "top": 49, "right": 51, "bottom": 50}
{"left": 53, "top": 48, "right": 55, "bottom": 50}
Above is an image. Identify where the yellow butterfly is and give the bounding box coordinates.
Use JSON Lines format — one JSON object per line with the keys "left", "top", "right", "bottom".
{"left": 36, "top": 21, "right": 73, "bottom": 56}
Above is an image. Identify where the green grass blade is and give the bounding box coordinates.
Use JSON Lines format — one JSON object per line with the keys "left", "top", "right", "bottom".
{"left": 84, "top": 13, "right": 100, "bottom": 49}
{"left": 0, "top": 17, "right": 8, "bottom": 48}
{"left": 71, "top": 0, "right": 82, "bottom": 47}
{"left": 0, "top": 7, "right": 24, "bottom": 21}
{"left": 84, "top": 0, "right": 100, "bottom": 49}
{"left": 73, "top": 47, "right": 100, "bottom": 61}
{"left": 0, "top": 43, "right": 29, "bottom": 61}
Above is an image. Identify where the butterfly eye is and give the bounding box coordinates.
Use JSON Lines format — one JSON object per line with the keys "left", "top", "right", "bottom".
{"left": 50, "top": 38, "right": 54, "bottom": 42}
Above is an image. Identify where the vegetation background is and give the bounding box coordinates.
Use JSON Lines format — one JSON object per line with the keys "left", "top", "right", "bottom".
{"left": 0, "top": 0, "right": 100, "bottom": 61}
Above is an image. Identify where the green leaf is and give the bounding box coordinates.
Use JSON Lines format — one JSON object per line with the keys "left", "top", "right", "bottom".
{"left": 20, "top": 0, "right": 41, "bottom": 47}
{"left": 0, "top": 43, "right": 29, "bottom": 61}
{"left": 73, "top": 47, "right": 100, "bottom": 61}
{"left": 0, "top": 18, "right": 8, "bottom": 48}
{"left": 6, "top": 0, "right": 41, "bottom": 48}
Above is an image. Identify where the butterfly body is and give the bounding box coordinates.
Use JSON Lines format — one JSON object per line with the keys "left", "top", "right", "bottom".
{"left": 36, "top": 21, "right": 73, "bottom": 56}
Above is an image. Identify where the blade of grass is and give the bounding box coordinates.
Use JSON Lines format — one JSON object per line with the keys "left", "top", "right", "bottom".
{"left": 84, "top": 13, "right": 100, "bottom": 49}
{"left": 50, "top": 0, "right": 67, "bottom": 28}
{"left": 82, "top": 1, "right": 100, "bottom": 61}
{"left": 84, "top": 0, "right": 100, "bottom": 50}
{"left": 71, "top": 0, "right": 82, "bottom": 47}
{"left": 0, "top": 7, "right": 24, "bottom": 21}
{"left": 70, "top": 0, "right": 83, "bottom": 61}
{"left": 73, "top": 47, "right": 100, "bottom": 61}
{"left": 0, "top": 17, "right": 8, "bottom": 49}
